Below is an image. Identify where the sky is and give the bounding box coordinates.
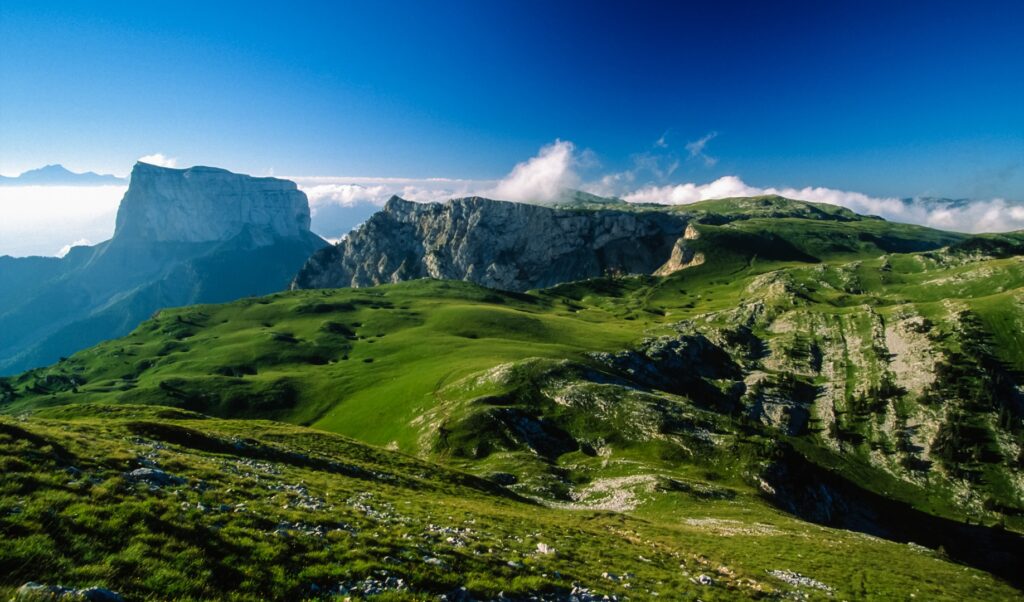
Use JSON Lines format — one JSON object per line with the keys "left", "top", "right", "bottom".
{"left": 1, "top": 0, "right": 1023, "bottom": 255}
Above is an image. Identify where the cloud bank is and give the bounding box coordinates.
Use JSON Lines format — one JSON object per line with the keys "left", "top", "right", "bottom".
{"left": 618, "top": 176, "right": 1024, "bottom": 233}
{"left": 0, "top": 185, "right": 125, "bottom": 256}
{"left": 2, "top": 139, "right": 1022, "bottom": 256}
{"left": 294, "top": 139, "right": 581, "bottom": 238}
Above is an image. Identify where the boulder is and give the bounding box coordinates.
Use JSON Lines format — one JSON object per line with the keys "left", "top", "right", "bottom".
{"left": 124, "top": 468, "right": 185, "bottom": 488}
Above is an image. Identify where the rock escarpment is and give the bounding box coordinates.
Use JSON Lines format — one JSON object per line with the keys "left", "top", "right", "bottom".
{"left": 115, "top": 163, "right": 311, "bottom": 244}
{"left": 293, "top": 196, "right": 691, "bottom": 292}
{"left": 654, "top": 223, "right": 705, "bottom": 275}
{"left": 0, "top": 163, "right": 326, "bottom": 374}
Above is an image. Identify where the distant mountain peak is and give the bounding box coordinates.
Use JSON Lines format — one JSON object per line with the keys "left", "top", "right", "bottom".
{"left": 34, "top": 164, "right": 74, "bottom": 174}
{"left": 0, "top": 163, "right": 125, "bottom": 186}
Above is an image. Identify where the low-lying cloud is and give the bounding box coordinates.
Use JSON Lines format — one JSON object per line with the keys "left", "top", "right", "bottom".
{"left": 3, "top": 139, "right": 1022, "bottom": 257}
{"left": 0, "top": 185, "right": 125, "bottom": 256}
{"left": 295, "top": 139, "right": 581, "bottom": 238}
{"left": 57, "top": 238, "right": 92, "bottom": 258}
{"left": 292, "top": 176, "right": 493, "bottom": 240}
{"left": 618, "top": 175, "right": 1024, "bottom": 233}
{"left": 137, "top": 153, "right": 178, "bottom": 168}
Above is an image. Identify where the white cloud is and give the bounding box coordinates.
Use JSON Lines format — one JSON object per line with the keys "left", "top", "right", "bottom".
{"left": 293, "top": 138, "right": 587, "bottom": 208}
{"left": 290, "top": 177, "right": 493, "bottom": 241}
{"left": 56, "top": 238, "right": 92, "bottom": 257}
{"left": 622, "top": 175, "right": 756, "bottom": 204}
{"left": 137, "top": 153, "right": 178, "bottom": 168}
{"left": 4, "top": 140, "right": 1022, "bottom": 258}
{"left": 685, "top": 132, "right": 718, "bottom": 167}
{"left": 489, "top": 139, "right": 580, "bottom": 203}
{"left": 584, "top": 171, "right": 636, "bottom": 198}
{"left": 302, "top": 183, "right": 393, "bottom": 209}
{"left": 292, "top": 177, "right": 491, "bottom": 210}
{"left": 618, "top": 175, "right": 1024, "bottom": 233}
{"left": 915, "top": 198, "right": 1024, "bottom": 233}
{"left": 654, "top": 131, "right": 669, "bottom": 148}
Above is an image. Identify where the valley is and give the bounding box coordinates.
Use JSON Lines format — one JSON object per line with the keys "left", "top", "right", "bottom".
{"left": 3, "top": 195, "right": 1023, "bottom": 600}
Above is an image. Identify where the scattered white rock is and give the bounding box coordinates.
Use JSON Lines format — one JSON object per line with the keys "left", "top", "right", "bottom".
{"left": 767, "top": 569, "right": 833, "bottom": 592}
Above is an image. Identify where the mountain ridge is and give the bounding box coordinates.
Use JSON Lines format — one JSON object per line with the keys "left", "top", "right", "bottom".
{"left": 293, "top": 194, "right": 964, "bottom": 292}
{"left": 0, "top": 163, "right": 125, "bottom": 186}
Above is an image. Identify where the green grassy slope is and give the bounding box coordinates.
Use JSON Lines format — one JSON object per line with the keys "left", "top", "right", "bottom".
{"left": 2, "top": 201, "right": 1023, "bottom": 599}
{"left": 0, "top": 280, "right": 645, "bottom": 451}
{"left": 5, "top": 227, "right": 1022, "bottom": 523}
{"left": 2, "top": 405, "right": 1019, "bottom": 601}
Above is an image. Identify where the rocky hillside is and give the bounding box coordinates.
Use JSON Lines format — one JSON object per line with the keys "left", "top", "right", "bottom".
{"left": 0, "top": 163, "right": 326, "bottom": 375}
{"left": 292, "top": 196, "right": 689, "bottom": 291}
{"left": 292, "top": 195, "right": 963, "bottom": 292}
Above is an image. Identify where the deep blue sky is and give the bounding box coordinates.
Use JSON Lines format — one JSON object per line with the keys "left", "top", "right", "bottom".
{"left": 1, "top": 0, "right": 1022, "bottom": 198}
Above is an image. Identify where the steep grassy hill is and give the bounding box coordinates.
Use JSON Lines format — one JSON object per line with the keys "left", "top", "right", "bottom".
{"left": 2, "top": 201, "right": 1023, "bottom": 599}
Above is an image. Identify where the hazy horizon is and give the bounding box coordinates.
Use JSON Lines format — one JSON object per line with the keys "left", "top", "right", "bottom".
{"left": 4, "top": 143, "right": 1024, "bottom": 257}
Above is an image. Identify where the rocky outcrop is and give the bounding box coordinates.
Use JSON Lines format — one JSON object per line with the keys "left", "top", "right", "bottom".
{"left": 0, "top": 164, "right": 326, "bottom": 374}
{"left": 115, "top": 163, "right": 311, "bottom": 244}
{"left": 655, "top": 223, "right": 705, "bottom": 276}
{"left": 293, "top": 196, "right": 690, "bottom": 292}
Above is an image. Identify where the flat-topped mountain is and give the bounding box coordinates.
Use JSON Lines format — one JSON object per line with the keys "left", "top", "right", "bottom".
{"left": 0, "top": 163, "right": 326, "bottom": 374}
{"left": 115, "top": 163, "right": 311, "bottom": 243}
{"left": 292, "top": 194, "right": 964, "bottom": 292}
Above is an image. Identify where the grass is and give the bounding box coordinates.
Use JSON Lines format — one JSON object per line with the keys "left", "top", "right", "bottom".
{"left": 2, "top": 198, "right": 1023, "bottom": 599}
{"left": 2, "top": 405, "right": 1020, "bottom": 601}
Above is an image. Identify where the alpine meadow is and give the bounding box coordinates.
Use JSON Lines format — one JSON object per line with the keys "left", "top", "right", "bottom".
{"left": 2, "top": 2, "right": 1023, "bottom": 601}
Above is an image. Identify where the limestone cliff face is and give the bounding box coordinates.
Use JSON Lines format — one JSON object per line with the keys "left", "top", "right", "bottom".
{"left": 115, "top": 163, "right": 311, "bottom": 244}
{"left": 293, "top": 196, "right": 690, "bottom": 292}
{"left": 0, "top": 163, "right": 325, "bottom": 375}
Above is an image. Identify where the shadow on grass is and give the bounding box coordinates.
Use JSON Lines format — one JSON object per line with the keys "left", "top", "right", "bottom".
{"left": 762, "top": 444, "right": 1024, "bottom": 591}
